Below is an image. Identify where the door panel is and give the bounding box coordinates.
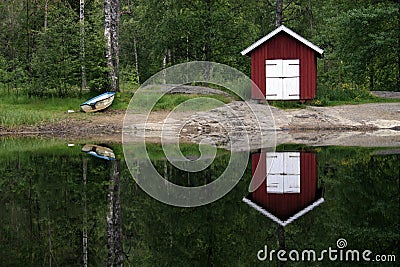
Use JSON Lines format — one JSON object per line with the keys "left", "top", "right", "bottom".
{"left": 265, "top": 60, "right": 282, "bottom": 78}
{"left": 265, "top": 78, "right": 283, "bottom": 100}
{"left": 284, "top": 152, "right": 300, "bottom": 175}
{"left": 283, "top": 77, "right": 300, "bottom": 100}
{"left": 284, "top": 175, "right": 301, "bottom": 193}
{"left": 266, "top": 152, "right": 301, "bottom": 194}
{"left": 266, "top": 152, "right": 283, "bottom": 175}
{"left": 282, "top": 59, "right": 300, "bottom": 77}
{"left": 266, "top": 175, "right": 284, "bottom": 193}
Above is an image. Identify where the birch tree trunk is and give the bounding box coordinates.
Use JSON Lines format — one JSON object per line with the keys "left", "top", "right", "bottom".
{"left": 133, "top": 36, "right": 140, "bottom": 84}
{"left": 106, "top": 164, "right": 115, "bottom": 267}
{"left": 112, "top": 160, "right": 123, "bottom": 266}
{"left": 82, "top": 158, "right": 88, "bottom": 267}
{"left": 26, "top": 0, "right": 31, "bottom": 76}
{"left": 162, "top": 53, "right": 167, "bottom": 84}
{"left": 44, "top": 0, "right": 48, "bottom": 30}
{"left": 80, "top": 0, "right": 87, "bottom": 93}
{"left": 397, "top": 0, "right": 400, "bottom": 91}
{"left": 275, "top": 0, "right": 283, "bottom": 28}
{"left": 104, "top": 0, "right": 120, "bottom": 92}
{"left": 107, "top": 160, "right": 123, "bottom": 267}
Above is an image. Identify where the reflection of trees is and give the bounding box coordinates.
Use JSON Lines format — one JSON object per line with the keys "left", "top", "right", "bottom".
{"left": 0, "top": 143, "right": 110, "bottom": 265}
{"left": 0, "top": 143, "right": 398, "bottom": 265}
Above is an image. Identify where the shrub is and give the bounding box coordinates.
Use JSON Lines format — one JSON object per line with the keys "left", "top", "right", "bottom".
{"left": 315, "top": 83, "right": 374, "bottom": 102}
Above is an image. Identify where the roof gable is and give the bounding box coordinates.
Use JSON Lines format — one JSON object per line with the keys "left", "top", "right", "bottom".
{"left": 241, "top": 25, "right": 324, "bottom": 56}
{"left": 243, "top": 196, "right": 325, "bottom": 227}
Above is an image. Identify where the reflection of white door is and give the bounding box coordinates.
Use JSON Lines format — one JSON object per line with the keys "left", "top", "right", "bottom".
{"left": 266, "top": 152, "right": 300, "bottom": 193}
{"left": 266, "top": 59, "right": 300, "bottom": 100}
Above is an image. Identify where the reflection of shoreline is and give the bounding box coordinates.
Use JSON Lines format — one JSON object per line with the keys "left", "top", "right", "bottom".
{"left": 2, "top": 129, "right": 399, "bottom": 149}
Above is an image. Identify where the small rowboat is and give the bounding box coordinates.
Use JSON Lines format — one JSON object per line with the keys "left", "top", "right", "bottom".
{"left": 80, "top": 92, "right": 116, "bottom": 113}
{"left": 82, "top": 144, "right": 116, "bottom": 160}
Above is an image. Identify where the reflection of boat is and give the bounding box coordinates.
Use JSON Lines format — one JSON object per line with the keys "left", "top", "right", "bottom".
{"left": 82, "top": 144, "right": 116, "bottom": 160}
{"left": 243, "top": 150, "right": 324, "bottom": 227}
{"left": 80, "top": 92, "right": 116, "bottom": 113}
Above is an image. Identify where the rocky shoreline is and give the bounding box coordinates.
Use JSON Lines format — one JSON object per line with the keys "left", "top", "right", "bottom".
{"left": 2, "top": 101, "right": 400, "bottom": 148}
{"left": 123, "top": 101, "right": 400, "bottom": 149}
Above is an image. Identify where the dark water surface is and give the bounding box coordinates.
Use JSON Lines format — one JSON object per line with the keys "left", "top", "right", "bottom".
{"left": 0, "top": 138, "right": 398, "bottom": 266}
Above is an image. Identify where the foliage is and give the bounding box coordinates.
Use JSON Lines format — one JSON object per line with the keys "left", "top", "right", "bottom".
{"left": 316, "top": 0, "right": 399, "bottom": 91}
{"left": 0, "top": 0, "right": 398, "bottom": 98}
{"left": 30, "top": 5, "right": 80, "bottom": 97}
{"left": 315, "top": 83, "right": 375, "bottom": 102}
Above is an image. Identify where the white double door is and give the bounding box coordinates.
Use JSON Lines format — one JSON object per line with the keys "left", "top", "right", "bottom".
{"left": 265, "top": 59, "right": 300, "bottom": 100}
{"left": 266, "top": 152, "right": 301, "bottom": 194}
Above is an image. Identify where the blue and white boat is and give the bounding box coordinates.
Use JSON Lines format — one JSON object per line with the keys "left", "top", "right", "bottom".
{"left": 80, "top": 92, "right": 116, "bottom": 113}
{"left": 82, "top": 144, "right": 116, "bottom": 160}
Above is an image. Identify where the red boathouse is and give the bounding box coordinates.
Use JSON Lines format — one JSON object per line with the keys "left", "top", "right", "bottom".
{"left": 241, "top": 25, "right": 324, "bottom": 101}
{"left": 243, "top": 150, "right": 324, "bottom": 226}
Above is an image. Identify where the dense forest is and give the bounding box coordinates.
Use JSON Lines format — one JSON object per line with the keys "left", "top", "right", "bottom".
{"left": 0, "top": 0, "right": 399, "bottom": 97}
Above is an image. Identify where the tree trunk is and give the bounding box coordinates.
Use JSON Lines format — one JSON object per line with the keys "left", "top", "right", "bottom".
{"left": 47, "top": 206, "right": 53, "bottom": 267}
{"left": 107, "top": 162, "right": 115, "bottom": 266}
{"left": 26, "top": 0, "right": 31, "bottom": 76}
{"left": 204, "top": 0, "right": 212, "bottom": 66}
{"left": 162, "top": 52, "right": 167, "bottom": 84}
{"left": 112, "top": 161, "right": 124, "bottom": 266}
{"left": 203, "top": 0, "right": 212, "bottom": 84}
{"left": 133, "top": 35, "right": 140, "bottom": 84}
{"left": 82, "top": 158, "right": 88, "bottom": 267}
{"left": 277, "top": 225, "right": 285, "bottom": 250}
{"left": 105, "top": 0, "right": 120, "bottom": 92}
{"left": 275, "top": 0, "right": 283, "bottom": 28}
{"left": 369, "top": 65, "right": 374, "bottom": 91}
{"left": 397, "top": 0, "right": 400, "bottom": 91}
{"left": 44, "top": 0, "right": 48, "bottom": 30}
{"left": 80, "top": 0, "right": 87, "bottom": 93}
{"left": 308, "top": 0, "right": 314, "bottom": 37}
{"left": 107, "top": 160, "right": 123, "bottom": 267}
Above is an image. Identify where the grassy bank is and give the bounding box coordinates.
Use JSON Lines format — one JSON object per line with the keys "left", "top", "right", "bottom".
{"left": 1, "top": 83, "right": 398, "bottom": 128}
{"left": 269, "top": 95, "right": 400, "bottom": 109}
{"left": 0, "top": 95, "right": 85, "bottom": 127}
{"left": 0, "top": 91, "right": 233, "bottom": 128}
{"left": 269, "top": 84, "right": 400, "bottom": 109}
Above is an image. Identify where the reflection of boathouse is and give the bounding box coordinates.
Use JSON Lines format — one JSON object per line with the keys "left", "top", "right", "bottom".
{"left": 243, "top": 150, "right": 324, "bottom": 226}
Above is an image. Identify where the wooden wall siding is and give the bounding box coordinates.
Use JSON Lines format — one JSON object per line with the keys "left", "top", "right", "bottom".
{"left": 251, "top": 152, "right": 318, "bottom": 220}
{"left": 251, "top": 32, "right": 317, "bottom": 100}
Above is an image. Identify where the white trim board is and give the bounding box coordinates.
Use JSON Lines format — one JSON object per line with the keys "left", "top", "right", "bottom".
{"left": 242, "top": 197, "right": 325, "bottom": 227}
{"left": 241, "top": 25, "right": 324, "bottom": 56}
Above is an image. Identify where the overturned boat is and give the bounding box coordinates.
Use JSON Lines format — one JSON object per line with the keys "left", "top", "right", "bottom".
{"left": 82, "top": 144, "right": 116, "bottom": 161}
{"left": 80, "top": 92, "right": 116, "bottom": 113}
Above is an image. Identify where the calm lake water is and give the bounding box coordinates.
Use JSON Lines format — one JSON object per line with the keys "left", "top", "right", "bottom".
{"left": 0, "top": 137, "right": 398, "bottom": 266}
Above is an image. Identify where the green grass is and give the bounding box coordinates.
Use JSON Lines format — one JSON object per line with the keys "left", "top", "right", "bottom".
{"left": 0, "top": 95, "right": 86, "bottom": 127}
{"left": 124, "top": 90, "right": 232, "bottom": 112}
{"left": 0, "top": 136, "right": 81, "bottom": 156}
{"left": 153, "top": 94, "right": 231, "bottom": 111}
{"left": 0, "top": 89, "right": 233, "bottom": 127}
{"left": 323, "top": 97, "right": 400, "bottom": 106}
{"left": 268, "top": 83, "right": 400, "bottom": 109}
{"left": 311, "top": 83, "right": 400, "bottom": 106}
